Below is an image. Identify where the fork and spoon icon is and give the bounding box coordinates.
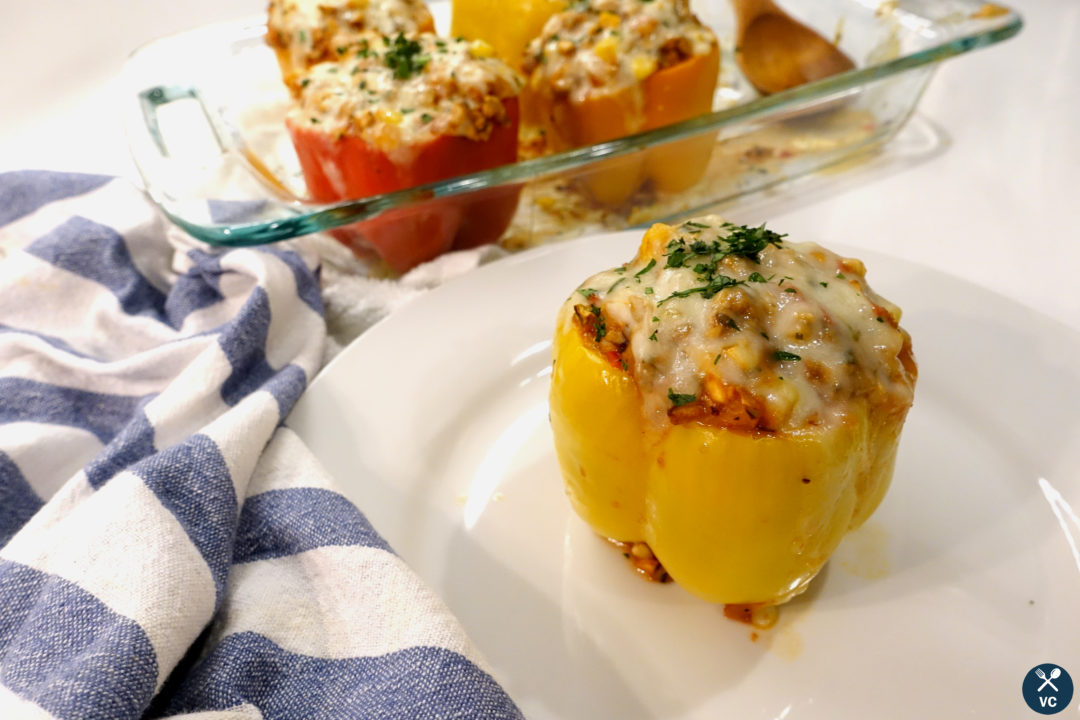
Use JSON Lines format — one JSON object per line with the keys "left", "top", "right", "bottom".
{"left": 1036, "top": 667, "right": 1062, "bottom": 692}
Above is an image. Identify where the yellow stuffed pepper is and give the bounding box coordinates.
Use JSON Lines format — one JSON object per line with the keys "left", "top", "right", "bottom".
{"left": 521, "top": 0, "right": 719, "bottom": 205}
{"left": 549, "top": 218, "right": 917, "bottom": 605}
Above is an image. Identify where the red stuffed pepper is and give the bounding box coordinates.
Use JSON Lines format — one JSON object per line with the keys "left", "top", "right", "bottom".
{"left": 286, "top": 34, "right": 523, "bottom": 273}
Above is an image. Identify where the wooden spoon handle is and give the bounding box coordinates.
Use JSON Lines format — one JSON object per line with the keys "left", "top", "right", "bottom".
{"left": 729, "top": 0, "right": 782, "bottom": 35}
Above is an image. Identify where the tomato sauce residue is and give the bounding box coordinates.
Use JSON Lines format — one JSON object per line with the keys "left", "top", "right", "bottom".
{"left": 723, "top": 603, "right": 779, "bottom": 630}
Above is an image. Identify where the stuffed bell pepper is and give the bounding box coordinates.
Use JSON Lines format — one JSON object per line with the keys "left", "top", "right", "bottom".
{"left": 267, "top": 0, "right": 435, "bottom": 93}
{"left": 549, "top": 217, "right": 918, "bottom": 605}
{"left": 286, "top": 33, "right": 523, "bottom": 273}
{"left": 521, "top": 0, "right": 719, "bottom": 205}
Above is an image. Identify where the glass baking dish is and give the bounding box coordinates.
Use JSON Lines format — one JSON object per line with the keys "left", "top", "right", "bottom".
{"left": 123, "top": 0, "right": 1020, "bottom": 265}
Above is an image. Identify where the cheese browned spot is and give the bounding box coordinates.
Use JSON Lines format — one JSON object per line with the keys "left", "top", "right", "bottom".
{"left": 567, "top": 217, "right": 917, "bottom": 433}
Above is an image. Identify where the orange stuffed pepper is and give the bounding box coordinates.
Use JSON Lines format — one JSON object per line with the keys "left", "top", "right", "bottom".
{"left": 286, "top": 34, "right": 523, "bottom": 273}
{"left": 267, "top": 0, "right": 435, "bottom": 94}
{"left": 522, "top": 0, "right": 719, "bottom": 205}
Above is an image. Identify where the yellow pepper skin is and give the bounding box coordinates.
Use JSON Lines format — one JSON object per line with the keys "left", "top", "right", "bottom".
{"left": 523, "top": 45, "right": 720, "bottom": 205}
{"left": 549, "top": 234, "right": 911, "bottom": 605}
{"left": 451, "top": 0, "right": 567, "bottom": 71}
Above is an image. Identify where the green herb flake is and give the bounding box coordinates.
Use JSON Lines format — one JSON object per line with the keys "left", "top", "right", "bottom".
{"left": 578, "top": 288, "right": 598, "bottom": 298}
{"left": 773, "top": 350, "right": 802, "bottom": 362}
{"left": 420, "top": 113, "right": 434, "bottom": 123}
{"left": 682, "top": 221, "right": 710, "bottom": 229}
{"left": 876, "top": 316, "right": 885, "bottom": 323}
{"left": 784, "top": 287, "right": 797, "bottom": 293}
{"left": 384, "top": 33, "right": 430, "bottom": 79}
{"left": 296, "top": 29, "right": 307, "bottom": 44}
{"left": 649, "top": 330, "right": 658, "bottom": 341}
{"left": 819, "top": 281, "right": 829, "bottom": 288}
{"left": 309, "top": 117, "right": 320, "bottom": 124}
{"left": 747, "top": 272, "right": 768, "bottom": 283}
{"left": 644, "top": 287, "right": 654, "bottom": 295}
{"left": 668, "top": 388, "right": 697, "bottom": 407}
{"left": 836, "top": 271, "right": 846, "bottom": 279}
{"left": 665, "top": 249, "right": 688, "bottom": 269}
{"left": 713, "top": 353, "right": 723, "bottom": 364}
{"left": 400, "top": 108, "right": 414, "bottom": 114}
{"left": 607, "top": 277, "right": 626, "bottom": 293}
{"left": 652, "top": 316, "right": 660, "bottom": 322}
{"left": 634, "top": 258, "right": 656, "bottom": 278}
{"left": 337, "top": 46, "right": 348, "bottom": 55}
{"left": 300, "top": 78, "right": 311, "bottom": 88}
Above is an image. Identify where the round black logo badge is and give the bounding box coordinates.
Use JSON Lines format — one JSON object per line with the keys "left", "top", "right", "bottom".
{"left": 1022, "top": 664, "right": 1073, "bottom": 714}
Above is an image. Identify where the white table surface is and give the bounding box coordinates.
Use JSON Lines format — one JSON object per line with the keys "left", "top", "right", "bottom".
{"left": 1, "top": 0, "right": 1077, "bottom": 333}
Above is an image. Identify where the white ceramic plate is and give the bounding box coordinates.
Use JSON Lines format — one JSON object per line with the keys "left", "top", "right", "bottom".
{"left": 287, "top": 230, "right": 1080, "bottom": 719}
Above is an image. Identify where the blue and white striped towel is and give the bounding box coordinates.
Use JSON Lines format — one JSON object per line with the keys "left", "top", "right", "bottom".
{"left": 0, "top": 171, "right": 523, "bottom": 719}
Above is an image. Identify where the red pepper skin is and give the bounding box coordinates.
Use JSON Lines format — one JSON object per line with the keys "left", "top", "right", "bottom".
{"left": 287, "top": 99, "right": 521, "bottom": 273}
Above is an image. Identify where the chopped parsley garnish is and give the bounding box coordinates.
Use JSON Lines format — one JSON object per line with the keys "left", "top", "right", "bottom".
{"left": 784, "top": 287, "right": 797, "bottom": 293}
{"left": 876, "top": 316, "right": 885, "bottom": 323}
{"left": 652, "top": 316, "right": 660, "bottom": 322}
{"left": 773, "top": 350, "right": 802, "bottom": 362}
{"left": 296, "top": 29, "right": 307, "bottom": 43}
{"left": 644, "top": 287, "right": 654, "bottom": 295}
{"left": 668, "top": 388, "right": 697, "bottom": 407}
{"left": 836, "top": 271, "right": 846, "bottom": 279}
{"left": 578, "top": 288, "right": 598, "bottom": 297}
{"left": 747, "top": 272, "right": 769, "bottom": 283}
{"left": 665, "top": 248, "right": 689, "bottom": 269}
{"left": 713, "top": 352, "right": 723, "bottom": 364}
{"left": 420, "top": 113, "right": 434, "bottom": 123}
{"left": 648, "top": 330, "right": 658, "bottom": 341}
{"left": 309, "top": 117, "right": 320, "bottom": 124}
{"left": 658, "top": 274, "right": 741, "bottom": 305}
{"left": 384, "top": 33, "right": 430, "bottom": 79}
{"left": 657, "top": 222, "right": 787, "bottom": 305}
{"left": 819, "top": 281, "right": 829, "bottom": 288}
{"left": 337, "top": 46, "right": 348, "bottom": 55}
{"left": 634, "top": 258, "right": 656, "bottom": 278}
{"left": 607, "top": 278, "right": 626, "bottom": 293}
{"left": 300, "top": 78, "right": 310, "bottom": 88}
{"left": 591, "top": 306, "right": 607, "bottom": 341}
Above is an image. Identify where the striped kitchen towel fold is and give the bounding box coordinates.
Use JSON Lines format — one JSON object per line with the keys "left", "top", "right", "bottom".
{"left": 0, "top": 171, "right": 523, "bottom": 720}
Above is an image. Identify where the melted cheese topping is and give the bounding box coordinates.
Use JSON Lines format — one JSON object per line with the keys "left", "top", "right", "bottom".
{"left": 267, "top": 0, "right": 434, "bottom": 84}
{"left": 523, "top": 0, "right": 716, "bottom": 103}
{"left": 566, "top": 217, "right": 917, "bottom": 433}
{"left": 289, "top": 34, "right": 523, "bottom": 149}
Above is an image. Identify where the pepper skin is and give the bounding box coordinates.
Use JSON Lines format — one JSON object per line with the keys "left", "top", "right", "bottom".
{"left": 451, "top": 0, "right": 567, "bottom": 71}
{"left": 549, "top": 242, "right": 911, "bottom": 605}
{"left": 286, "top": 99, "right": 521, "bottom": 273}
{"left": 523, "top": 45, "right": 719, "bottom": 205}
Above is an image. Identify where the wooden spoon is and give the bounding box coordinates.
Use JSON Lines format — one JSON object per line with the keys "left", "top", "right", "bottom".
{"left": 732, "top": 0, "right": 855, "bottom": 95}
